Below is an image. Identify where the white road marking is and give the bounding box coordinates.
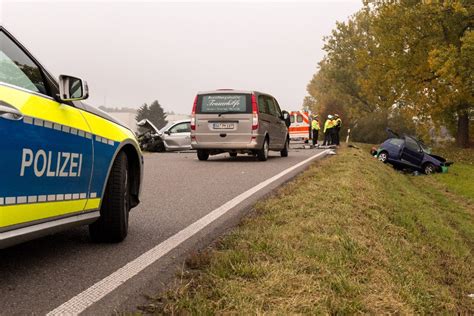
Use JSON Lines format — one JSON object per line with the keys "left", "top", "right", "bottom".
{"left": 47, "top": 150, "right": 330, "bottom": 315}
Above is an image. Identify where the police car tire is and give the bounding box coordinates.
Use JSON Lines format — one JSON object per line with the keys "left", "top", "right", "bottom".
{"left": 89, "top": 152, "right": 130, "bottom": 243}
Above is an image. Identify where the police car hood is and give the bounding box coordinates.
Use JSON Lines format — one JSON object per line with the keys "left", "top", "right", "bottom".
{"left": 79, "top": 102, "right": 131, "bottom": 131}
{"left": 137, "top": 119, "right": 161, "bottom": 135}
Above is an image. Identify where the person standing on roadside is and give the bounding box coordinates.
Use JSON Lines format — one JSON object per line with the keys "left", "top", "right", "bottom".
{"left": 334, "top": 114, "right": 342, "bottom": 146}
{"left": 323, "top": 114, "right": 334, "bottom": 146}
{"left": 311, "top": 115, "right": 320, "bottom": 146}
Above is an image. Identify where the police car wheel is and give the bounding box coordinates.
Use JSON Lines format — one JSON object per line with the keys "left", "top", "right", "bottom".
{"left": 89, "top": 151, "right": 130, "bottom": 243}
{"left": 280, "top": 138, "right": 289, "bottom": 157}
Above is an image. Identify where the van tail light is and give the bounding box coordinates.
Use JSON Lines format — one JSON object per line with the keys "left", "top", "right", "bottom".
{"left": 251, "top": 94, "right": 259, "bottom": 130}
{"left": 191, "top": 95, "right": 197, "bottom": 131}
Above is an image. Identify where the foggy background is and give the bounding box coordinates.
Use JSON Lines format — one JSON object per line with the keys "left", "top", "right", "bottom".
{"left": 1, "top": 1, "right": 362, "bottom": 115}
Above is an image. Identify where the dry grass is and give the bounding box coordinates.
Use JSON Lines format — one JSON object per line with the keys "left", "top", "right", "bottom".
{"left": 140, "top": 145, "right": 474, "bottom": 314}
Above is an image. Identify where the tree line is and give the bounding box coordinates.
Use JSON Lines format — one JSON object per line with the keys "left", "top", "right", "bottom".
{"left": 135, "top": 100, "right": 168, "bottom": 130}
{"left": 307, "top": 0, "right": 473, "bottom": 147}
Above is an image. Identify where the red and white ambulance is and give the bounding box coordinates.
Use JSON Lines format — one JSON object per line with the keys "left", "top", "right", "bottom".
{"left": 288, "top": 110, "right": 312, "bottom": 141}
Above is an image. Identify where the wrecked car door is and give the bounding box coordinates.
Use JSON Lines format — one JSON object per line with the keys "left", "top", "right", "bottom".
{"left": 400, "top": 136, "right": 424, "bottom": 167}
{"left": 163, "top": 122, "right": 191, "bottom": 150}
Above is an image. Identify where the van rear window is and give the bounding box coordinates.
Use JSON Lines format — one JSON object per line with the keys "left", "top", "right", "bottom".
{"left": 197, "top": 94, "right": 250, "bottom": 114}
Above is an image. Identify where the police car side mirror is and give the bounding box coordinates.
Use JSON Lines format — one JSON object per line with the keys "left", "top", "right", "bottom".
{"left": 58, "top": 75, "right": 89, "bottom": 102}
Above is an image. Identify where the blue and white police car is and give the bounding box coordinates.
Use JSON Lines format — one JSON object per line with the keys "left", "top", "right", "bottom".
{"left": 0, "top": 26, "right": 143, "bottom": 248}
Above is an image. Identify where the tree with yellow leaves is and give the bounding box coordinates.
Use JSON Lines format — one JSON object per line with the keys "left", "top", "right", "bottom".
{"left": 308, "top": 0, "right": 473, "bottom": 147}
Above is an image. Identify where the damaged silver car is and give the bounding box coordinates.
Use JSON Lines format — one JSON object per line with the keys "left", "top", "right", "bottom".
{"left": 137, "top": 119, "right": 192, "bottom": 152}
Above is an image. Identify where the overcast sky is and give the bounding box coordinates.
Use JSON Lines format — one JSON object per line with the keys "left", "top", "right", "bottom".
{"left": 1, "top": 0, "right": 362, "bottom": 114}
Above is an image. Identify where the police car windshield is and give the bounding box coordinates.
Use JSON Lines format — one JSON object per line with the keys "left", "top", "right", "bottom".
{"left": 0, "top": 31, "right": 47, "bottom": 95}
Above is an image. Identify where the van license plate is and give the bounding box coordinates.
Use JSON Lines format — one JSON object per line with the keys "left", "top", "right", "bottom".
{"left": 213, "top": 123, "right": 235, "bottom": 129}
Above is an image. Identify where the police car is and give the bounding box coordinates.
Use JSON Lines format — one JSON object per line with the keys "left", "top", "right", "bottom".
{"left": 0, "top": 27, "right": 143, "bottom": 248}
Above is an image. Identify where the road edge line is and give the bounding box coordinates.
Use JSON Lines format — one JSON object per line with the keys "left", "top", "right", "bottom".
{"left": 47, "top": 150, "right": 330, "bottom": 315}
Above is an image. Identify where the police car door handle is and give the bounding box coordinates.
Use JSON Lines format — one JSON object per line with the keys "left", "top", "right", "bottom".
{"left": 0, "top": 101, "right": 23, "bottom": 121}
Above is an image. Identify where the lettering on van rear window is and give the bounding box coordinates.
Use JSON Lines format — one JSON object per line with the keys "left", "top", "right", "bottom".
{"left": 198, "top": 94, "right": 249, "bottom": 113}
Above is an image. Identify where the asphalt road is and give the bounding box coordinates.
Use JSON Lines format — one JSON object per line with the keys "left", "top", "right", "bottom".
{"left": 1, "top": 147, "right": 328, "bottom": 315}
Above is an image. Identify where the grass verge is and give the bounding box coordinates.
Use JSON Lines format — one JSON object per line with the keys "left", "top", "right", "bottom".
{"left": 140, "top": 146, "right": 473, "bottom": 314}
{"left": 429, "top": 146, "right": 474, "bottom": 202}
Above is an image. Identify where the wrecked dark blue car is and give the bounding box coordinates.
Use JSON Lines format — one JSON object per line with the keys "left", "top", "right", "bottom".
{"left": 372, "top": 130, "right": 452, "bottom": 174}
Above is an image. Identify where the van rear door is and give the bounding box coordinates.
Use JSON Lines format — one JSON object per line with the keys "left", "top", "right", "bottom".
{"left": 194, "top": 93, "right": 253, "bottom": 145}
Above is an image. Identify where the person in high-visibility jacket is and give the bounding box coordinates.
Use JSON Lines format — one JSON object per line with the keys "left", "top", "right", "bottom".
{"left": 334, "top": 114, "right": 342, "bottom": 146}
{"left": 311, "top": 115, "right": 320, "bottom": 146}
{"left": 323, "top": 114, "right": 334, "bottom": 146}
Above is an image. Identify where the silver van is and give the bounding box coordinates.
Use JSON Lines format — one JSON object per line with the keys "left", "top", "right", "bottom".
{"left": 190, "top": 89, "right": 290, "bottom": 161}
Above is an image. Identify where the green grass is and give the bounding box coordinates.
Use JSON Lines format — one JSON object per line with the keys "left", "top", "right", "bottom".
{"left": 139, "top": 145, "right": 474, "bottom": 314}
{"left": 429, "top": 146, "right": 474, "bottom": 201}
{"left": 430, "top": 163, "right": 474, "bottom": 201}
{"left": 432, "top": 146, "right": 474, "bottom": 165}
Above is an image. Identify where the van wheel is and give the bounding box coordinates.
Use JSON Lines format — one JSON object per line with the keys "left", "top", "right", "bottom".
{"left": 89, "top": 151, "right": 129, "bottom": 243}
{"left": 197, "top": 150, "right": 209, "bottom": 161}
{"left": 229, "top": 152, "right": 237, "bottom": 158}
{"left": 281, "top": 138, "right": 289, "bottom": 157}
{"left": 257, "top": 138, "right": 269, "bottom": 161}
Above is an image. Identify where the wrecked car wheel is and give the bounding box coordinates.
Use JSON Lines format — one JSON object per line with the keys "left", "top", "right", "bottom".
{"left": 423, "top": 163, "right": 436, "bottom": 175}
{"left": 378, "top": 151, "right": 388, "bottom": 163}
{"left": 156, "top": 142, "right": 166, "bottom": 152}
{"left": 197, "top": 150, "right": 209, "bottom": 161}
